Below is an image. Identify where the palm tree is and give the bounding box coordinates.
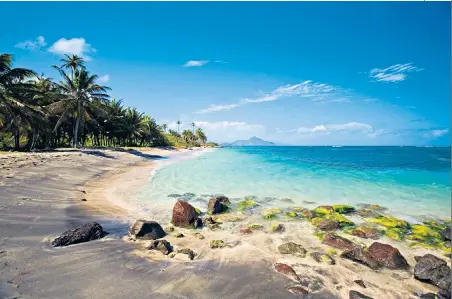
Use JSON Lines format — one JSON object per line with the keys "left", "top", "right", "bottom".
{"left": 0, "top": 54, "right": 37, "bottom": 149}
{"left": 191, "top": 122, "right": 196, "bottom": 133}
{"left": 176, "top": 120, "right": 181, "bottom": 133}
{"left": 161, "top": 123, "right": 167, "bottom": 133}
{"left": 182, "top": 129, "right": 195, "bottom": 146}
{"left": 50, "top": 68, "right": 110, "bottom": 148}
{"left": 58, "top": 54, "right": 86, "bottom": 80}
{"left": 196, "top": 128, "right": 207, "bottom": 144}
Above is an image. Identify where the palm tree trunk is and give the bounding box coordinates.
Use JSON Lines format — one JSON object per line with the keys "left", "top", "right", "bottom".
{"left": 14, "top": 128, "right": 20, "bottom": 151}
{"left": 73, "top": 102, "right": 81, "bottom": 148}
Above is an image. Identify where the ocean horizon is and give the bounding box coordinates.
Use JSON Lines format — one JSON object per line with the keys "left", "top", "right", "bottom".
{"left": 137, "top": 146, "right": 451, "bottom": 221}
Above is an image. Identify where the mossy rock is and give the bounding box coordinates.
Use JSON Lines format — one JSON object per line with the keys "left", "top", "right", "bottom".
{"left": 214, "top": 214, "right": 244, "bottom": 222}
{"left": 262, "top": 214, "right": 278, "bottom": 220}
{"left": 385, "top": 228, "right": 406, "bottom": 241}
{"left": 407, "top": 224, "right": 442, "bottom": 242}
{"left": 244, "top": 195, "right": 258, "bottom": 201}
{"left": 329, "top": 213, "right": 354, "bottom": 227}
{"left": 311, "top": 217, "right": 324, "bottom": 227}
{"left": 285, "top": 211, "right": 299, "bottom": 218}
{"left": 313, "top": 205, "right": 334, "bottom": 216}
{"left": 194, "top": 208, "right": 201, "bottom": 215}
{"left": 271, "top": 224, "right": 285, "bottom": 233}
{"left": 174, "top": 232, "right": 184, "bottom": 238}
{"left": 313, "top": 230, "right": 326, "bottom": 241}
{"left": 290, "top": 206, "right": 306, "bottom": 212}
{"left": 237, "top": 200, "right": 258, "bottom": 211}
{"left": 262, "top": 208, "right": 282, "bottom": 220}
{"left": 327, "top": 249, "right": 338, "bottom": 256}
{"left": 210, "top": 240, "right": 226, "bottom": 249}
{"left": 368, "top": 215, "right": 410, "bottom": 229}
{"left": 357, "top": 209, "right": 379, "bottom": 218}
{"left": 247, "top": 223, "right": 264, "bottom": 230}
{"left": 332, "top": 205, "right": 355, "bottom": 214}
{"left": 423, "top": 220, "right": 448, "bottom": 231}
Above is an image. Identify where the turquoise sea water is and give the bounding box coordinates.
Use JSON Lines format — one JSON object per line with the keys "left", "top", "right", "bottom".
{"left": 137, "top": 147, "right": 451, "bottom": 220}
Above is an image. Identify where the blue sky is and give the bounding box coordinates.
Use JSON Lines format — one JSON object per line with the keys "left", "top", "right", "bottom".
{"left": 1, "top": 2, "right": 450, "bottom": 145}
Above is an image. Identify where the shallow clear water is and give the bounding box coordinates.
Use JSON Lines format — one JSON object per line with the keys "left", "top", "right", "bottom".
{"left": 137, "top": 146, "right": 451, "bottom": 220}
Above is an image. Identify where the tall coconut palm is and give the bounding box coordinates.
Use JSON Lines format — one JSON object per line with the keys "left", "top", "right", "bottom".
{"left": 176, "top": 120, "right": 181, "bottom": 133}
{"left": 191, "top": 122, "right": 196, "bottom": 133}
{"left": 58, "top": 54, "right": 86, "bottom": 80}
{"left": 161, "top": 123, "right": 167, "bottom": 133}
{"left": 182, "top": 129, "right": 195, "bottom": 146}
{"left": 50, "top": 67, "right": 110, "bottom": 148}
{"left": 196, "top": 128, "right": 207, "bottom": 144}
{"left": 0, "top": 54, "right": 37, "bottom": 149}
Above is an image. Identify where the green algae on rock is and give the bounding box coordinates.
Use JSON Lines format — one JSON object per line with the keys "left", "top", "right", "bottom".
{"left": 385, "top": 228, "right": 406, "bottom": 241}
{"left": 313, "top": 205, "right": 334, "bottom": 216}
{"left": 285, "top": 211, "right": 299, "bottom": 218}
{"left": 368, "top": 215, "right": 410, "bottom": 229}
{"left": 210, "top": 240, "right": 227, "bottom": 249}
{"left": 332, "top": 205, "right": 356, "bottom": 214}
{"left": 271, "top": 224, "right": 285, "bottom": 233}
{"left": 262, "top": 208, "right": 282, "bottom": 220}
{"left": 237, "top": 200, "right": 258, "bottom": 211}
{"left": 247, "top": 223, "right": 264, "bottom": 230}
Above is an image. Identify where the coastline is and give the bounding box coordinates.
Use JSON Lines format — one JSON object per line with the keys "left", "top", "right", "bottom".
{"left": 0, "top": 146, "right": 450, "bottom": 299}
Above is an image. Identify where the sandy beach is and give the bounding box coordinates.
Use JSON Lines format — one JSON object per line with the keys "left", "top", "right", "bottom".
{"left": 0, "top": 147, "right": 449, "bottom": 299}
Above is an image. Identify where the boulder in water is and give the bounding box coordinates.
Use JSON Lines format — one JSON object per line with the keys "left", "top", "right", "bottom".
{"left": 130, "top": 220, "right": 165, "bottom": 240}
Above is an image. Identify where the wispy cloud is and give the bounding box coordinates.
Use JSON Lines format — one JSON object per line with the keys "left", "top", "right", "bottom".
{"left": 195, "top": 121, "right": 263, "bottom": 130}
{"left": 295, "top": 122, "right": 373, "bottom": 134}
{"left": 15, "top": 36, "right": 46, "bottom": 51}
{"left": 368, "top": 63, "right": 423, "bottom": 83}
{"left": 196, "top": 80, "right": 342, "bottom": 114}
{"left": 196, "top": 103, "right": 241, "bottom": 114}
{"left": 363, "top": 98, "right": 378, "bottom": 102}
{"left": 425, "top": 128, "right": 448, "bottom": 138}
{"left": 48, "top": 38, "right": 96, "bottom": 60}
{"left": 184, "top": 60, "right": 210, "bottom": 67}
{"left": 97, "top": 74, "right": 110, "bottom": 83}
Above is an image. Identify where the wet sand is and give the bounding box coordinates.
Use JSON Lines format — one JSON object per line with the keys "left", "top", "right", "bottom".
{"left": 0, "top": 147, "right": 447, "bottom": 299}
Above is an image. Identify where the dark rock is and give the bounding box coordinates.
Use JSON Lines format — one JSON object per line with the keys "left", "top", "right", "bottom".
{"left": 415, "top": 256, "right": 423, "bottom": 262}
{"left": 171, "top": 200, "right": 200, "bottom": 227}
{"left": 203, "top": 216, "right": 216, "bottom": 225}
{"left": 367, "top": 242, "right": 409, "bottom": 270}
{"left": 351, "top": 227, "right": 380, "bottom": 240}
{"left": 52, "top": 222, "right": 103, "bottom": 247}
{"left": 146, "top": 240, "right": 172, "bottom": 255}
{"left": 130, "top": 220, "right": 165, "bottom": 240}
{"left": 322, "top": 233, "right": 359, "bottom": 251}
{"left": 80, "top": 198, "right": 87, "bottom": 202}
{"left": 440, "top": 227, "right": 451, "bottom": 241}
{"left": 207, "top": 197, "right": 228, "bottom": 214}
{"left": 240, "top": 228, "right": 252, "bottom": 235}
{"left": 183, "top": 192, "right": 196, "bottom": 198}
{"left": 349, "top": 290, "right": 373, "bottom": 299}
{"left": 414, "top": 254, "right": 451, "bottom": 290}
{"left": 278, "top": 242, "right": 307, "bottom": 257}
{"left": 272, "top": 224, "right": 285, "bottom": 233}
{"left": 438, "top": 289, "right": 451, "bottom": 299}
{"left": 177, "top": 248, "right": 196, "bottom": 260}
{"left": 341, "top": 248, "right": 380, "bottom": 270}
{"left": 274, "top": 263, "right": 300, "bottom": 282}
{"left": 311, "top": 252, "right": 336, "bottom": 265}
{"left": 216, "top": 195, "right": 231, "bottom": 205}
{"left": 318, "top": 219, "right": 340, "bottom": 231}
{"left": 194, "top": 218, "right": 203, "bottom": 228}
{"left": 354, "top": 280, "right": 366, "bottom": 288}
{"left": 287, "top": 286, "right": 309, "bottom": 297}
{"left": 420, "top": 293, "right": 437, "bottom": 299}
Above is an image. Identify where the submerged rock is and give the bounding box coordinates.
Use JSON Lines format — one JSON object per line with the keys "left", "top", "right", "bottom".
{"left": 167, "top": 194, "right": 182, "bottom": 198}
{"left": 52, "top": 222, "right": 103, "bottom": 247}
{"left": 287, "top": 286, "right": 309, "bottom": 297}
{"left": 310, "top": 252, "right": 336, "bottom": 265}
{"left": 216, "top": 195, "right": 231, "bottom": 205}
{"left": 349, "top": 290, "right": 374, "bottom": 299}
{"left": 147, "top": 239, "right": 172, "bottom": 255}
{"left": 274, "top": 263, "right": 300, "bottom": 282}
{"left": 237, "top": 199, "right": 258, "bottom": 211}
{"left": 322, "top": 233, "right": 359, "bottom": 251}
{"left": 130, "top": 220, "right": 165, "bottom": 240}
{"left": 278, "top": 242, "right": 307, "bottom": 257}
{"left": 414, "top": 254, "right": 451, "bottom": 290}
{"left": 313, "top": 205, "right": 334, "bottom": 216}
{"left": 171, "top": 200, "right": 201, "bottom": 228}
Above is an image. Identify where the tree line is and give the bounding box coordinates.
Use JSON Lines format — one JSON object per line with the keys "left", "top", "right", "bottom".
{"left": 0, "top": 53, "right": 215, "bottom": 151}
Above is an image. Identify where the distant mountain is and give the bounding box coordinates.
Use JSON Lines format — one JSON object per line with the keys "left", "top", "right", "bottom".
{"left": 222, "top": 136, "right": 275, "bottom": 146}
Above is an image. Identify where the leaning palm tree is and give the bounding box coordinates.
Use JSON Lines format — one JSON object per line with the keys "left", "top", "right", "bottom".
{"left": 176, "top": 120, "right": 181, "bottom": 133}
{"left": 0, "top": 54, "right": 37, "bottom": 149}
{"left": 49, "top": 67, "right": 110, "bottom": 148}
{"left": 196, "top": 128, "right": 207, "bottom": 144}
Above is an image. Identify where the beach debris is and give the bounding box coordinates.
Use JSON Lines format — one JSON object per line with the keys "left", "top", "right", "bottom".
{"left": 310, "top": 252, "right": 336, "bottom": 265}
{"left": 146, "top": 239, "right": 173, "bottom": 255}
{"left": 278, "top": 242, "right": 307, "bottom": 257}
{"left": 210, "top": 240, "right": 227, "bottom": 249}
{"left": 171, "top": 200, "right": 202, "bottom": 228}
{"left": 240, "top": 228, "right": 253, "bottom": 235}
{"left": 274, "top": 263, "right": 300, "bottom": 282}
{"left": 271, "top": 224, "right": 285, "bottom": 233}
{"left": 237, "top": 199, "right": 258, "bottom": 211}
{"left": 52, "top": 222, "right": 103, "bottom": 247}
{"left": 414, "top": 254, "right": 451, "bottom": 290}
{"left": 174, "top": 232, "right": 184, "bottom": 238}
{"left": 194, "top": 233, "right": 205, "bottom": 239}
{"left": 130, "top": 220, "right": 166, "bottom": 240}
{"left": 322, "top": 233, "right": 359, "bottom": 251}
{"left": 349, "top": 290, "right": 374, "bottom": 299}
{"left": 207, "top": 197, "right": 229, "bottom": 214}
{"left": 342, "top": 242, "right": 408, "bottom": 270}
{"left": 353, "top": 280, "right": 366, "bottom": 288}
{"left": 332, "top": 205, "right": 356, "bottom": 214}
{"left": 287, "top": 286, "right": 309, "bottom": 297}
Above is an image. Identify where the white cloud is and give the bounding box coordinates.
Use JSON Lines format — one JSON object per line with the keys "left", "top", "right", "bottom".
{"left": 426, "top": 129, "right": 448, "bottom": 138}
{"left": 196, "top": 103, "right": 241, "bottom": 114}
{"left": 15, "top": 36, "right": 46, "bottom": 51}
{"left": 368, "top": 63, "right": 423, "bottom": 83}
{"left": 184, "top": 60, "right": 210, "bottom": 67}
{"left": 195, "top": 121, "right": 263, "bottom": 130}
{"left": 48, "top": 38, "right": 96, "bottom": 60}
{"left": 97, "top": 74, "right": 110, "bottom": 83}
{"left": 296, "top": 122, "right": 373, "bottom": 134}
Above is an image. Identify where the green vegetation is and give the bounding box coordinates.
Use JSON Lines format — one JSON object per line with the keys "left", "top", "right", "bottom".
{"left": 247, "top": 223, "right": 263, "bottom": 230}
{"left": 210, "top": 240, "right": 226, "bottom": 249}
{"left": 332, "top": 205, "right": 355, "bottom": 214}
{"left": 285, "top": 211, "right": 299, "bottom": 218}
{"left": 0, "top": 54, "right": 214, "bottom": 151}
{"left": 368, "top": 214, "right": 410, "bottom": 229}
{"left": 237, "top": 200, "right": 258, "bottom": 211}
